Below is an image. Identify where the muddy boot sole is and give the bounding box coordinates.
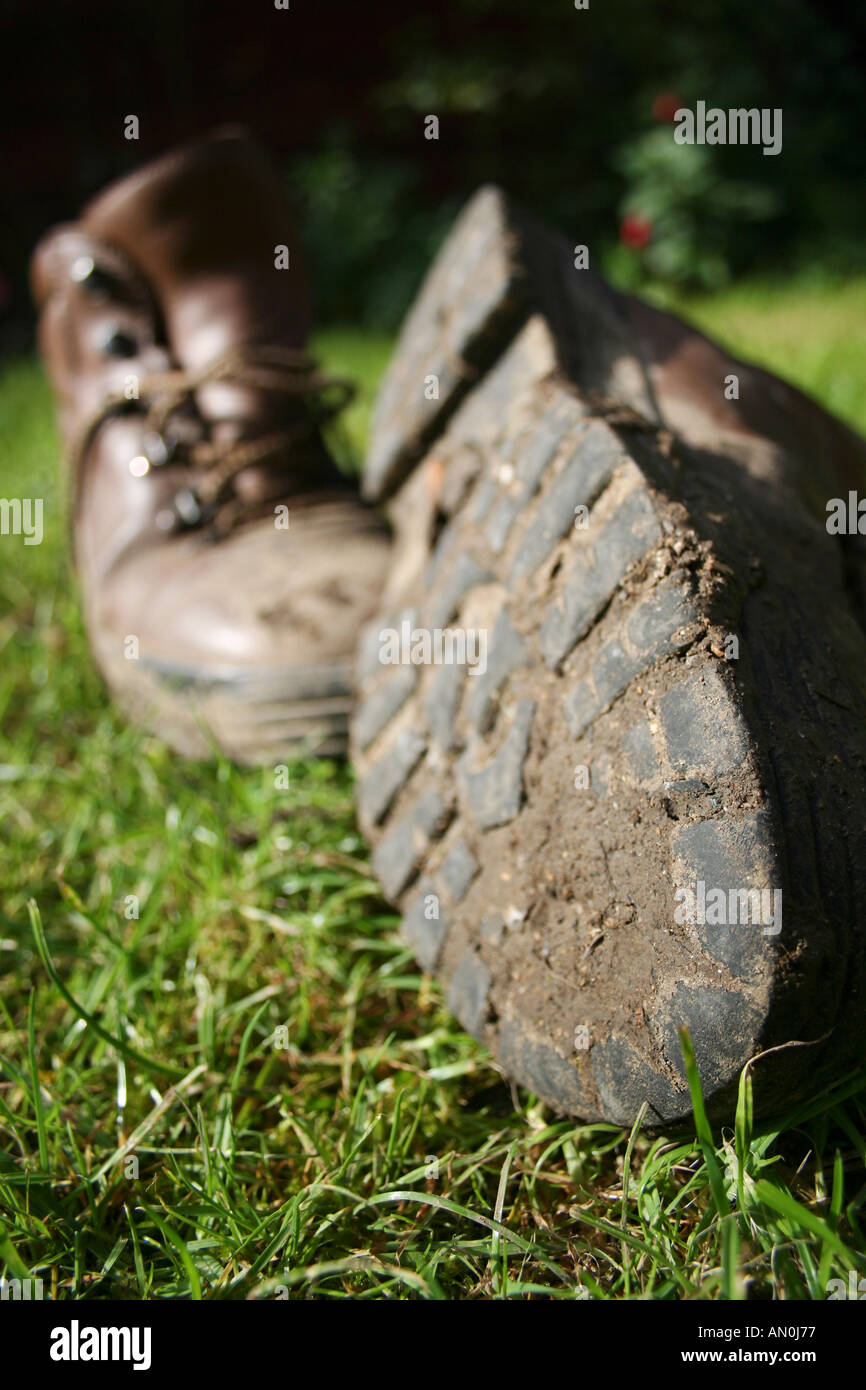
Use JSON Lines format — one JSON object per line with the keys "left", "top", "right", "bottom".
{"left": 351, "top": 189, "right": 866, "bottom": 1126}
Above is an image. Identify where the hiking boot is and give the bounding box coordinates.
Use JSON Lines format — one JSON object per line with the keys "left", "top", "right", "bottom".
{"left": 352, "top": 186, "right": 866, "bottom": 1125}
{"left": 31, "top": 128, "right": 390, "bottom": 761}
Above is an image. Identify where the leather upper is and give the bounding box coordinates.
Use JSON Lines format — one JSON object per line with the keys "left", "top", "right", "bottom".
{"left": 31, "top": 128, "right": 390, "bottom": 683}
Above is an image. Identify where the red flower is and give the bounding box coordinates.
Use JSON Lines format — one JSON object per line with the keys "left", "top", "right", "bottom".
{"left": 620, "top": 215, "right": 652, "bottom": 250}
{"left": 652, "top": 91, "right": 683, "bottom": 123}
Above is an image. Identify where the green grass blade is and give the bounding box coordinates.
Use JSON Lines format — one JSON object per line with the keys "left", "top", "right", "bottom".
{"left": 28, "top": 899, "right": 185, "bottom": 1080}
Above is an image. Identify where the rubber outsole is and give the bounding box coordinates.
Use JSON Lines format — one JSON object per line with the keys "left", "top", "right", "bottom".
{"left": 352, "top": 193, "right": 866, "bottom": 1126}
{"left": 93, "top": 635, "right": 353, "bottom": 762}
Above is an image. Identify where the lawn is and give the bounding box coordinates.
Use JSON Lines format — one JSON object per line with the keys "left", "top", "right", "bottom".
{"left": 1, "top": 287, "right": 866, "bottom": 1301}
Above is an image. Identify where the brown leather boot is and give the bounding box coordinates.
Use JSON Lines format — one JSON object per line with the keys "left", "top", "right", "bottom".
{"left": 31, "top": 128, "right": 391, "bottom": 762}
{"left": 353, "top": 187, "right": 866, "bottom": 1124}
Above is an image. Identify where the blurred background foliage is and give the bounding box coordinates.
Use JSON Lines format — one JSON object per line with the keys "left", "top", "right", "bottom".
{"left": 1, "top": 0, "right": 864, "bottom": 337}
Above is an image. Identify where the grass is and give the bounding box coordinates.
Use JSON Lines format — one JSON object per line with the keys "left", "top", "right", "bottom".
{"left": 2, "top": 293, "right": 866, "bottom": 1301}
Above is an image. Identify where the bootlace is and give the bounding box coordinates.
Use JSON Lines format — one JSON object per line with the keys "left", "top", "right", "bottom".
{"left": 71, "top": 344, "right": 355, "bottom": 536}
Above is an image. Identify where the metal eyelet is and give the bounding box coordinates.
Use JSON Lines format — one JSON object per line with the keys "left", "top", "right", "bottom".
{"left": 142, "top": 431, "right": 175, "bottom": 468}
{"left": 173, "top": 487, "right": 203, "bottom": 527}
{"left": 70, "top": 255, "right": 95, "bottom": 283}
{"left": 70, "top": 256, "right": 118, "bottom": 297}
{"left": 102, "top": 328, "right": 139, "bottom": 359}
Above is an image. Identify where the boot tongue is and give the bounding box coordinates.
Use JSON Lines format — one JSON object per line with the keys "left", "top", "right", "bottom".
{"left": 81, "top": 127, "right": 312, "bottom": 436}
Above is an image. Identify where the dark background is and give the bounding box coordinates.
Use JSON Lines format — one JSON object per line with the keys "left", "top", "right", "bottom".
{"left": 1, "top": 0, "right": 864, "bottom": 337}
